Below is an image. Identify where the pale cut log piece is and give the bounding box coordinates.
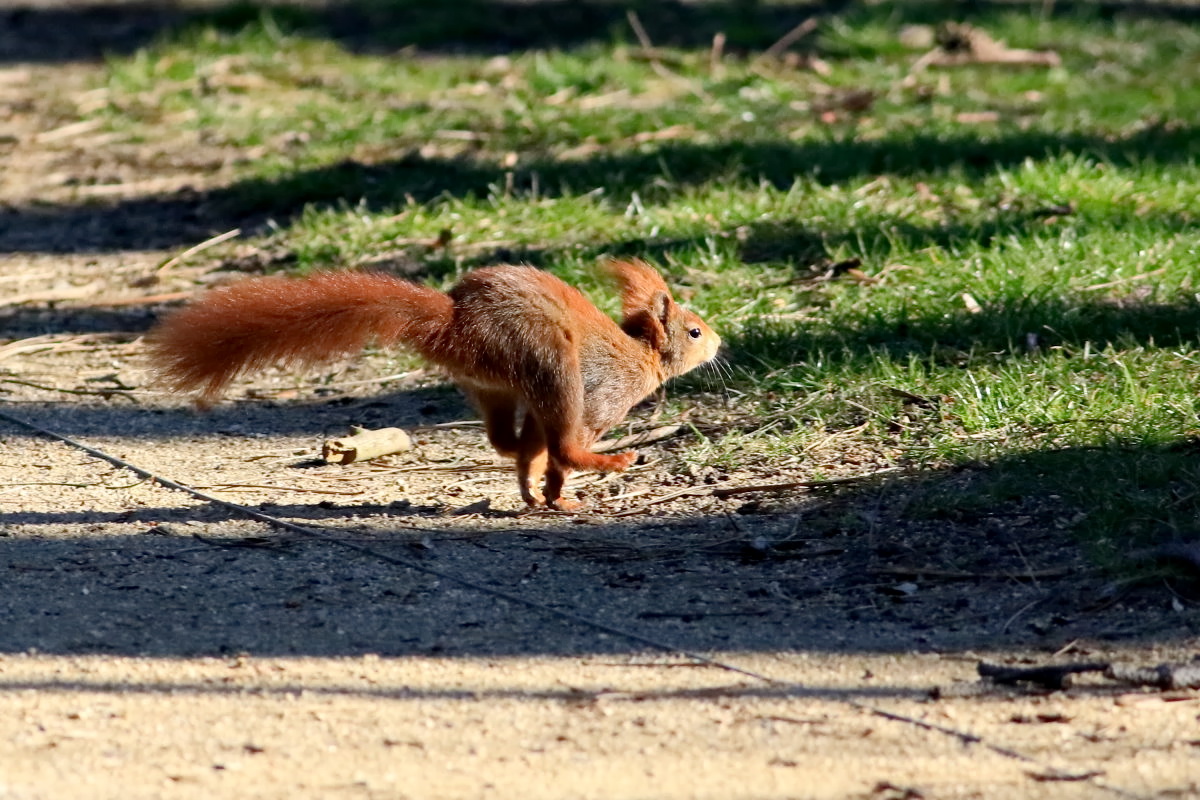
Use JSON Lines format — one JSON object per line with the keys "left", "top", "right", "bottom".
{"left": 322, "top": 426, "right": 413, "bottom": 465}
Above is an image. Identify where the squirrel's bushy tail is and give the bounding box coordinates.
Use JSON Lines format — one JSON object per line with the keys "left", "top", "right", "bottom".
{"left": 146, "top": 271, "right": 453, "bottom": 403}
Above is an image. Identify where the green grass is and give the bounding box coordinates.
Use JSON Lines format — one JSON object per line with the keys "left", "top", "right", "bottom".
{"left": 94, "top": 1, "right": 1200, "bottom": 567}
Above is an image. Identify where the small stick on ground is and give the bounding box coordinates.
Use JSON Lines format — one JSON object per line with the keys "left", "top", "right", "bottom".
{"left": 755, "top": 16, "right": 819, "bottom": 64}
{"left": 1083, "top": 267, "right": 1168, "bottom": 292}
{"left": 94, "top": 291, "right": 194, "bottom": 307}
{"left": 711, "top": 468, "right": 902, "bottom": 498}
{"left": 155, "top": 227, "right": 241, "bottom": 273}
{"left": 870, "top": 565, "right": 1075, "bottom": 582}
{"left": 594, "top": 424, "right": 683, "bottom": 453}
{"left": 195, "top": 483, "right": 366, "bottom": 496}
{"left": 0, "top": 333, "right": 130, "bottom": 361}
{"left": 978, "top": 661, "right": 1110, "bottom": 691}
{"left": 624, "top": 10, "right": 711, "bottom": 101}
{"left": 1106, "top": 662, "right": 1200, "bottom": 690}
{"left": 709, "top": 31, "right": 726, "bottom": 76}
{"left": 910, "top": 22, "right": 1061, "bottom": 73}
{"left": 605, "top": 468, "right": 903, "bottom": 517}
{"left": 0, "top": 377, "right": 137, "bottom": 400}
{"left": 1027, "top": 770, "right": 1106, "bottom": 784}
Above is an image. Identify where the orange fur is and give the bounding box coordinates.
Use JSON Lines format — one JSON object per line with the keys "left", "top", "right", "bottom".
{"left": 146, "top": 260, "right": 719, "bottom": 509}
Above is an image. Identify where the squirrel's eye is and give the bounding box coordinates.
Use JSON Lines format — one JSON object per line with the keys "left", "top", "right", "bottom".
{"left": 688, "top": 328, "right": 702, "bottom": 339}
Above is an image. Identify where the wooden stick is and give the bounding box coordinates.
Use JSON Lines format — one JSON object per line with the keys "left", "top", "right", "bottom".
{"left": 0, "top": 377, "right": 136, "bottom": 399}
{"left": 35, "top": 118, "right": 104, "bottom": 144}
{"left": 6, "top": 281, "right": 105, "bottom": 305}
{"left": 195, "top": 483, "right": 366, "bottom": 496}
{"left": 709, "top": 31, "right": 726, "bottom": 75}
{"left": 869, "top": 565, "right": 1074, "bottom": 582}
{"left": 594, "top": 424, "right": 683, "bottom": 452}
{"left": 1083, "top": 267, "right": 1167, "bottom": 292}
{"left": 711, "top": 468, "right": 902, "bottom": 498}
{"left": 312, "top": 370, "right": 422, "bottom": 391}
{"left": 605, "top": 467, "right": 904, "bottom": 517}
{"left": 624, "top": 10, "right": 711, "bottom": 102}
{"left": 1106, "top": 662, "right": 1200, "bottom": 690}
{"left": 322, "top": 426, "right": 413, "bottom": 465}
{"left": 0, "top": 333, "right": 128, "bottom": 361}
{"left": 756, "top": 16, "right": 819, "bottom": 63}
{"left": 155, "top": 228, "right": 241, "bottom": 273}
{"left": 625, "top": 9, "right": 655, "bottom": 51}
{"left": 97, "top": 291, "right": 194, "bottom": 307}
{"left": 910, "top": 24, "right": 1060, "bottom": 73}
{"left": 978, "top": 661, "right": 1109, "bottom": 691}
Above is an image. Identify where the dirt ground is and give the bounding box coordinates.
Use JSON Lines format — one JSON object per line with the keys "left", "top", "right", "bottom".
{"left": 3, "top": 3, "right": 1200, "bottom": 798}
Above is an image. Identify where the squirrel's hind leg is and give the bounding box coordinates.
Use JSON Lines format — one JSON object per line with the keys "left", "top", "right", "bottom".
{"left": 525, "top": 353, "right": 637, "bottom": 476}
{"left": 468, "top": 388, "right": 522, "bottom": 458}
{"left": 542, "top": 459, "right": 584, "bottom": 512}
{"left": 515, "top": 412, "right": 549, "bottom": 507}
{"left": 515, "top": 412, "right": 584, "bottom": 511}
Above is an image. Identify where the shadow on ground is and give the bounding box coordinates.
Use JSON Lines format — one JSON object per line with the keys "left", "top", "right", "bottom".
{"left": 0, "top": 677, "right": 930, "bottom": 704}
{"left": 3, "top": 123, "right": 1196, "bottom": 255}
{"left": 3, "top": 0, "right": 1197, "bottom": 664}
{"left": 2, "top": 412, "right": 1198, "bottom": 659}
{"left": 3, "top": 0, "right": 1198, "bottom": 64}
{"left": 737, "top": 294, "right": 1200, "bottom": 366}
{"left": 4, "top": 245, "right": 1198, "bottom": 360}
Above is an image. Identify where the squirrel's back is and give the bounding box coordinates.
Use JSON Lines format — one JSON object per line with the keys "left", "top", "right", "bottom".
{"left": 437, "top": 266, "right": 643, "bottom": 391}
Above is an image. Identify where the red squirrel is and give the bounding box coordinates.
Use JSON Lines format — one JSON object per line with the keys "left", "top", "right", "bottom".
{"left": 146, "top": 259, "right": 720, "bottom": 509}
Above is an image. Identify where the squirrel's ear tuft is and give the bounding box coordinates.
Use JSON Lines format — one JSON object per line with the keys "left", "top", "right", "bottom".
{"left": 605, "top": 258, "right": 671, "bottom": 318}
{"left": 651, "top": 290, "right": 672, "bottom": 326}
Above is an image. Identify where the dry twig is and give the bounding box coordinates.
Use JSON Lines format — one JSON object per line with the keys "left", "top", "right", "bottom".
{"left": 624, "top": 10, "right": 711, "bottom": 101}
{"left": 755, "top": 17, "right": 819, "bottom": 64}
{"left": 1083, "top": 267, "right": 1168, "bottom": 292}
{"left": 910, "top": 23, "right": 1061, "bottom": 73}
{"left": 978, "top": 661, "right": 1109, "bottom": 690}
{"left": 870, "top": 565, "right": 1075, "bottom": 582}
{"left": 594, "top": 424, "right": 684, "bottom": 452}
{"left": 1106, "top": 662, "right": 1200, "bottom": 690}
{"left": 0, "top": 377, "right": 136, "bottom": 399}
{"left": 155, "top": 228, "right": 242, "bottom": 273}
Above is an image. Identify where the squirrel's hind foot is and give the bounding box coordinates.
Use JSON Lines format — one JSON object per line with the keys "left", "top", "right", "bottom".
{"left": 521, "top": 486, "right": 586, "bottom": 512}
{"left": 520, "top": 485, "right": 546, "bottom": 507}
{"left": 547, "top": 496, "right": 585, "bottom": 512}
